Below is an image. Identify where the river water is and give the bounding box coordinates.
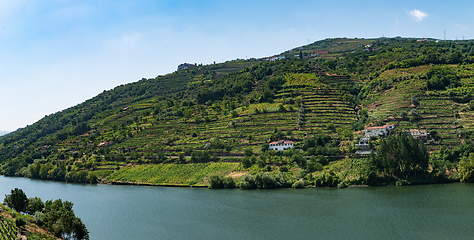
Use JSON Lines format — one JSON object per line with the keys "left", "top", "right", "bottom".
{"left": 1, "top": 176, "right": 474, "bottom": 240}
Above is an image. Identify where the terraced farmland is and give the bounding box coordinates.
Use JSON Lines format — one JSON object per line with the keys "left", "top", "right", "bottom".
{"left": 361, "top": 65, "right": 474, "bottom": 151}
{"left": 95, "top": 74, "right": 358, "bottom": 157}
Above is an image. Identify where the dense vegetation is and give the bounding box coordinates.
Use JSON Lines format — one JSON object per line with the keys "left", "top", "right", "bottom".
{"left": 3, "top": 188, "right": 88, "bottom": 239}
{"left": 1, "top": 37, "right": 474, "bottom": 188}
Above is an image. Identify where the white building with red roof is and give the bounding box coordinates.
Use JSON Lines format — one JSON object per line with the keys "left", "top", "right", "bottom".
{"left": 364, "top": 124, "right": 396, "bottom": 138}
{"left": 268, "top": 140, "right": 295, "bottom": 151}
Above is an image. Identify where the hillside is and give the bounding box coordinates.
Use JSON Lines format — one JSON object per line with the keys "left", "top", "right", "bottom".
{"left": 1, "top": 37, "right": 474, "bottom": 188}
{"left": 1, "top": 204, "right": 57, "bottom": 240}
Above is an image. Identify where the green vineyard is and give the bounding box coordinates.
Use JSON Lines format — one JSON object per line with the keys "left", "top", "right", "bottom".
{"left": 0, "top": 217, "right": 17, "bottom": 240}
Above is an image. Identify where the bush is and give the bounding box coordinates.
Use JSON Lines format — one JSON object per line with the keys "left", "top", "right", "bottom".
{"left": 89, "top": 172, "right": 98, "bottom": 184}
{"left": 337, "top": 181, "right": 347, "bottom": 188}
{"left": 395, "top": 180, "right": 410, "bottom": 186}
{"left": 239, "top": 175, "right": 257, "bottom": 189}
{"left": 223, "top": 177, "right": 236, "bottom": 188}
{"left": 15, "top": 216, "right": 26, "bottom": 228}
{"left": 208, "top": 175, "right": 224, "bottom": 189}
{"left": 292, "top": 179, "right": 305, "bottom": 189}
{"left": 34, "top": 211, "right": 45, "bottom": 226}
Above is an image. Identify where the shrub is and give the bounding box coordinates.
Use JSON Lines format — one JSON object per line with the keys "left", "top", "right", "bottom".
{"left": 223, "top": 177, "right": 236, "bottom": 188}
{"left": 15, "top": 216, "right": 26, "bottom": 228}
{"left": 239, "top": 175, "right": 257, "bottom": 189}
{"left": 292, "top": 179, "right": 305, "bottom": 189}
{"left": 241, "top": 157, "right": 252, "bottom": 169}
{"left": 395, "top": 180, "right": 410, "bottom": 186}
{"left": 208, "top": 175, "right": 224, "bottom": 189}
{"left": 34, "top": 211, "right": 45, "bottom": 226}
{"left": 337, "top": 181, "right": 347, "bottom": 188}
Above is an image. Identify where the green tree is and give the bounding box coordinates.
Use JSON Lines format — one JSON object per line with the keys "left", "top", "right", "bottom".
{"left": 88, "top": 172, "right": 98, "bottom": 184}
{"left": 4, "top": 188, "right": 28, "bottom": 213}
{"left": 43, "top": 199, "right": 89, "bottom": 240}
{"left": 208, "top": 175, "right": 224, "bottom": 189}
{"left": 260, "top": 143, "right": 269, "bottom": 153}
{"left": 400, "top": 110, "right": 408, "bottom": 119}
{"left": 223, "top": 177, "right": 236, "bottom": 188}
{"left": 244, "top": 148, "right": 253, "bottom": 157}
{"left": 411, "top": 95, "right": 419, "bottom": 107}
{"left": 459, "top": 153, "right": 474, "bottom": 182}
{"left": 374, "top": 132, "right": 429, "bottom": 180}
{"left": 26, "top": 197, "right": 45, "bottom": 215}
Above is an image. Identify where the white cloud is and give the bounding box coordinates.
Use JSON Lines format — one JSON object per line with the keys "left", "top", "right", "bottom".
{"left": 409, "top": 9, "right": 428, "bottom": 22}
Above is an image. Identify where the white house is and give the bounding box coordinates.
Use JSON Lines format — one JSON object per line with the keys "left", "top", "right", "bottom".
{"left": 364, "top": 124, "right": 396, "bottom": 138}
{"left": 268, "top": 140, "right": 295, "bottom": 151}
{"left": 355, "top": 137, "right": 370, "bottom": 149}
{"left": 408, "top": 129, "right": 428, "bottom": 141}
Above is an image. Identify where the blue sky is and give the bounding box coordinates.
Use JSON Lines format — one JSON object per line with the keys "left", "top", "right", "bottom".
{"left": 1, "top": 0, "right": 473, "bottom": 131}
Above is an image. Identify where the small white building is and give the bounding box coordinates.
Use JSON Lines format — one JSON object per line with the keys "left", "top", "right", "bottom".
{"left": 355, "top": 137, "right": 370, "bottom": 149}
{"left": 268, "top": 140, "right": 295, "bottom": 151}
{"left": 408, "top": 129, "right": 428, "bottom": 141}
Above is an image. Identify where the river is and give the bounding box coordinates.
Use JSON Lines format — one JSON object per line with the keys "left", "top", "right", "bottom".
{"left": 1, "top": 176, "right": 474, "bottom": 239}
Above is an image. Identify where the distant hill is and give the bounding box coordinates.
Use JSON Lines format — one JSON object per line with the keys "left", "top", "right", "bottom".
{"left": 0, "top": 37, "right": 473, "bottom": 187}
{"left": 0, "top": 131, "right": 9, "bottom": 136}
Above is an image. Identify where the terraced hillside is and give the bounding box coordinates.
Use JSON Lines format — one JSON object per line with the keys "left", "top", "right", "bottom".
{"left": 90, "top": 74, "right": 358, "bottom": 156}
{"left": 360, "top": 64, "right": 474, "bottom": 151}
{"left": 1, "top": 37, "right": 474, "bottom": 187}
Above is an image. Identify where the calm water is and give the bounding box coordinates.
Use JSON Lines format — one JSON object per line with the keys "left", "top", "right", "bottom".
{"left": 1, "top": 176, "right": 474, "bottom": 240}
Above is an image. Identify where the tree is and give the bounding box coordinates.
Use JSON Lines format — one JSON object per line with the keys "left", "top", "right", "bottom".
{"left": 43, "top": 199, "right": 89, "bottom": 240}
{"left": 208, "top": 175, "right": 224, "bottom": 189}
{"left": 244, "top": 148, "right": 253, "bottom": 157}
{"left": 411, "top": 95, "right": 419, "bottom": 107}
{"left": 459, "top": 153, "right": 474, "bottom": 182}
{"left": 4, "top": 188, "right": 28, "bottom": 213}
{"left": 278, "top": 103, "right": 286, "bottom": 112}
{"left": 88, "top": 172, "right": 98, "bottom": 184}
{"left": 26, "top": 197, "right": 45, "bottom": 215}
{"left": 373, "top": 132, "right": 429, "bottom": 180}
{"left": 400, "top": 110, "right": 408, "bottom": 119}
{"left": 260, "top": 143, "right": 269, "bottom": 153}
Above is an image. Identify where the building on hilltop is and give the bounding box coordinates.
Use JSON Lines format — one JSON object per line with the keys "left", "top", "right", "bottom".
{"left": 268, "top": 140, "right": 295, "bottom": 151}
{"left": 259, "top": 55, "right": 285, "bottom": 62}
{"left": 177, "top": 63, "right": 197, "bottom": 71}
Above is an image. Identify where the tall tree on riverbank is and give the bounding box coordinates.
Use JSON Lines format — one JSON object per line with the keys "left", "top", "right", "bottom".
{"left": 372, "top": 132, "right": 429, "bottom": 180}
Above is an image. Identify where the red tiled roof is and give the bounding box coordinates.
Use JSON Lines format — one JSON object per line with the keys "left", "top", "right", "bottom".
{"left": 366, "top": 126, "right": 386, "bottom": 130}
{"left": 366, "top": 124, "right": 395, "bottom": 130}
{"left": 269, "top": 140, "right": 295, "bottom": 145}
